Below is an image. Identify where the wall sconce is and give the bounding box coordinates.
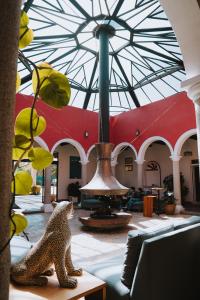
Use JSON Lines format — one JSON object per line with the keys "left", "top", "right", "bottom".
{"left": 84, "top": 130, "right": 89, "bottom": 138}
{"left": 135, "top": 129, "right": 140, "bottom": 136}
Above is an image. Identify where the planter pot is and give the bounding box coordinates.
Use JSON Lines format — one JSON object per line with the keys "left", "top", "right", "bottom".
{"left": 164, "top": 204, "right": 176, "bottom": 215}
{"left": 31, "top": 185, "right": 41, "bottom": 195}
{"left": 50, "top": 194, "right": 56, "bottom": 202}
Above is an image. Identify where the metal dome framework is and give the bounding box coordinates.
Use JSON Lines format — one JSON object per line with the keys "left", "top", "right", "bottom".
{"left": 19, "top": 0, "right": 185, "bottom": 114}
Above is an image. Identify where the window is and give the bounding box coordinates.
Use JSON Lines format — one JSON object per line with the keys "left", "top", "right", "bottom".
{"left": 124, "top": 157, "right": 133, "bottom": 171}
{"left": 69, "top": 156, "right": 82, "bottom": 179}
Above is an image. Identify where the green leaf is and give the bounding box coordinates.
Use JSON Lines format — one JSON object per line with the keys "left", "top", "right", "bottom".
{"left": 28, "top": 147, "right": 53, "bottom": 170}
{"left": 15, "top": 108, "right": 46, "bottom": 138}
{"left": 39, "top": 71, "right": 71, "bottom": 108}
{"left": 19, "top": 27, "right": 34, "bottom": 49}
{"left": 16, "top": 72, "right": 21, "bottom": 92}
{"left": 12, "top": 135, "right": 32, "bottom": 160}
{"left": 10, "top": 212, "right": 28, "bottom": 236}
{"left": 32, "top": 62, "right": 53, "bottom": 94}
{"left": 12, "top": 171, "right": 33, "bottom": 195}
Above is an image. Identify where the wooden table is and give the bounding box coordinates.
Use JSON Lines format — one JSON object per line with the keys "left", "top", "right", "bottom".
{"left": 10, "top": 271, "right": 106, "bottom": 300}
{"left": 143, "top": 195, "right": 156, "bottom": 217}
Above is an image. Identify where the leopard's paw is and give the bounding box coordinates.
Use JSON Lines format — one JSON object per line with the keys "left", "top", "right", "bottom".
{"left": 60, "top": 277, "right": 77, "bottom": 288}
{"left": 68, "top": 268, "right": 83, "bottom": 276}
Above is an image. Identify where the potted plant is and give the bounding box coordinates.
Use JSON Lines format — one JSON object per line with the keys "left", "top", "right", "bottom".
{"left": 163, "top": 191, "right": 176, "bottom": 215}
{"left": 163, "top": 173, "right": 189, "bottom": 203}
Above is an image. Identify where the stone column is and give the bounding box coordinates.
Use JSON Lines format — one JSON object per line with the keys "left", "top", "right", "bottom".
{"left": 43, "top": 166, "right": 53, "bottom": 212}
{"left": 111, "top": 160, "right": 117, "bottom": 176}
{"left": 182, "top": 75, "right": 200, "bottom": 181}
{"left": 30, "top": 167, "right": 37, "bottom": 186}
{"left": 170, "top": 156, "right": 184, "bottom": 213}
{"left": 80, "top": 161, "right": 88, "bottom": 187}
{"left": 135, "top": 160, "right": 144, "bottom": 189}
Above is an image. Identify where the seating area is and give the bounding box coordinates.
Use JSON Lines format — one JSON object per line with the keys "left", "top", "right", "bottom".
{"left": 85, "top": 216, "right": 200, "bottom": 300}
{"left": 10, "top": 203, "right": 200, "bottom": 300}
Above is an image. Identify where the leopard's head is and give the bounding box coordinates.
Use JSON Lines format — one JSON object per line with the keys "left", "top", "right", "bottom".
{"left": 52, "top": 201, "right": 73, "bottom": 220}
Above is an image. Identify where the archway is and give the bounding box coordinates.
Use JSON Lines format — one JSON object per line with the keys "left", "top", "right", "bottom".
{"left": 175, "top": 131, "right": 199, "bottom": 210}
{"left": 51, "top": 139, "right": 87, "bottom": 201}
{"left": 113, "top": 143, "right": 137, "bottom": 188}
{"left": 138, "top": 137, "right": 173, "bottom": 192}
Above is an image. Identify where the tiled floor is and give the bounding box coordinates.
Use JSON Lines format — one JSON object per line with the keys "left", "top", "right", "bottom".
{"left": 23, "top": 206, "right": 191, "bottom": 269}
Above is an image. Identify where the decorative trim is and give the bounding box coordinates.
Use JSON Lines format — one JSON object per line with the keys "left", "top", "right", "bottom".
{"left": 174, "top": 128, "right": 197, "bottom": 157}
{"left": 50, "top": 138, "right": 87, "bottom": 164}
{"left": 112, "top": 142, "right": 137, "bottom": 165}
{"left": 34, "top": 136, "right": 49, "bottom": 151}
{"left": 137, "top": 136, "right": 173, "bottom": 162}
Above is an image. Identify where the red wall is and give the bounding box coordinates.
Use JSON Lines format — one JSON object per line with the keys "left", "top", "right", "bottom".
{"left": 111, "top": 92, "right": 196, "bottom": 151}
{"left": 15, "top": 94, "right": 99, "bottom": 152}
{"left": 16, "top": 92, "right": 196, "bottom": 153}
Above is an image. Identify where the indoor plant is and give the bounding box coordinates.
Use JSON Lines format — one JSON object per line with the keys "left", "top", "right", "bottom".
{"left": 163, "top": 191, "right": 176, "bottom": 215}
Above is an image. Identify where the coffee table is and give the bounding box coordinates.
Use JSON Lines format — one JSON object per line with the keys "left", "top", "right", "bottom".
{"left": 10, "top": 271, "right": 106, "bottom": 300}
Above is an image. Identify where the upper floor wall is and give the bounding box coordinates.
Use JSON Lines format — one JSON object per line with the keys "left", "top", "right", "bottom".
{"left": 16, "top": 92, "right": 196, "bottom": 157}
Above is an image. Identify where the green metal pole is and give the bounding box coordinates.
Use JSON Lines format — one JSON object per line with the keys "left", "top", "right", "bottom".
{"left": 98, "top": 28, "right": 110, "bottom": 143}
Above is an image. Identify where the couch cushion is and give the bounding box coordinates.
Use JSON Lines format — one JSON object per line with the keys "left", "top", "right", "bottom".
{"left": 130, "top": 223, "right": 200, "bottom": 300}
{"left": 174, "top": 215, "right": 200, "bottom": 230}
{"left": 121, "top": 225, "right": 174, "bottom": 288}
{"left": 85, "top": 256, "right": 130, "bottom": 300}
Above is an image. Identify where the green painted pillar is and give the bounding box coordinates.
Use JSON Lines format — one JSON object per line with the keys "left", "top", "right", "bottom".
{"left": 98, "top": 28, "right": 110, "bottom": 143}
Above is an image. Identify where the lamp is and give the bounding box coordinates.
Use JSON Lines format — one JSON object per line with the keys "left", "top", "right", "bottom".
{"left": 135, "top": 129, "right": 140, "bottom": 136}
{"left": 84, "top": 130, "right": 89, "bottom": 138}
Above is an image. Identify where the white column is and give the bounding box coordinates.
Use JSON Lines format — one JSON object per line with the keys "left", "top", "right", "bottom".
{"left": 170, "top": 156, "right": 184, "bottom": 214}
{"left": 43, "top": 166, "right": 53, "bottom": 212}
{"left": 30, "top": 168, "right": 37, "bottom": 186}
{"left": 111, "top": 160, "right": 117, "bottom": 176}
{"left": 182, "top": 75, "right": 200, "bottom": 180}
{"left": 135, "top": 160, "right": 144, "bottom": 189}
{"left": 80, "top": 161, "right": 88, "bottom": 187}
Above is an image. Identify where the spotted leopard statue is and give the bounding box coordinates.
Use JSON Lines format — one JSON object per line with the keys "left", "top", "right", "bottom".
{"left": 11, "top": 201, "right": 82, "bottom": 288}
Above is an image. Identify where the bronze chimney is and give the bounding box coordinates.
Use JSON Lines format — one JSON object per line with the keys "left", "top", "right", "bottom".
{"left": 81, "top": 24, "right": 129, "bottom": 196}
{"left": 80, "top": 143, "right": 128, "bottom": 196}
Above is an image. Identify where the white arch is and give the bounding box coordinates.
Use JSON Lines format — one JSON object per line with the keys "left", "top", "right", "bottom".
{"left": 174, "top": 129, "right": 197, "bottom": 158}
{"left": 34, "top": 136, "right": 49, "bottom": 151}
{"left": 112, "top": 142, "right": 137, "bottom": 164}
{"left": 86, "top": 144, "right": 96, "bottom": 162}
{"left": 50, "top": 138, "right": 87, "bottom": 164}
{"left": 137, "top": 136, "right": 173, "bottom": 163}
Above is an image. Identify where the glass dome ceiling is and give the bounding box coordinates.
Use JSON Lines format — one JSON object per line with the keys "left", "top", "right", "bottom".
{"left": 19, "top": 0, "right": 185, "bottom": 114}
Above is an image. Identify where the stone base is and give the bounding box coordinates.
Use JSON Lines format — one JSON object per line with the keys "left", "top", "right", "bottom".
{"left": 43, "top": 203, "right": 53, "bottom": 213}
{"left": 79, "top": 212, "right": 132, "bottom": 229}
{"left": 175, "top": 204, "right": 185, "bottom": 214}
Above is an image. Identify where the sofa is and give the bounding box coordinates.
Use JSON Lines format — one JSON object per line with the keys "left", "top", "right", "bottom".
{"left": 85, "top": 215, "right": 200, "bottom": 300}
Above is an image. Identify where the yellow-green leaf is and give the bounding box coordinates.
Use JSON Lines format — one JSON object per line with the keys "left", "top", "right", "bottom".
{"left": 14, "top": 134, "right": 31, "bottom": 148}
{"left": 12, "top": 171, "right": 33, "bottom": 195}
{"left": 32, "top": 62, "right": 53, "bottom": 94}
{"left": 12, "top": 135, "right": 32, "bottom": 160}
{"left": 28, "top": 147, "right": 53, "bottom": 170}
{"left": 15, "top": 108, "right": 46, "bottom": 138}
{"left": 16, "top": 72, "right": 21, "bottom": 92}
{"left": 10, "top": 212, "right": 28, "bottom": 236}
{"left": 19, "top": 27, "right": 34, "bottom": 49}
{"left": 39, "top": 71, "right": 71, "bottom": 108}
{"left": 20, "top": 11, "right": 29, "bottom": 27}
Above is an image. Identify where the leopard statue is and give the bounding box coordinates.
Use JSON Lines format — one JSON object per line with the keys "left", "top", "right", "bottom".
{"left": 11, "top": 201, "right": 82, "bottom": 288}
